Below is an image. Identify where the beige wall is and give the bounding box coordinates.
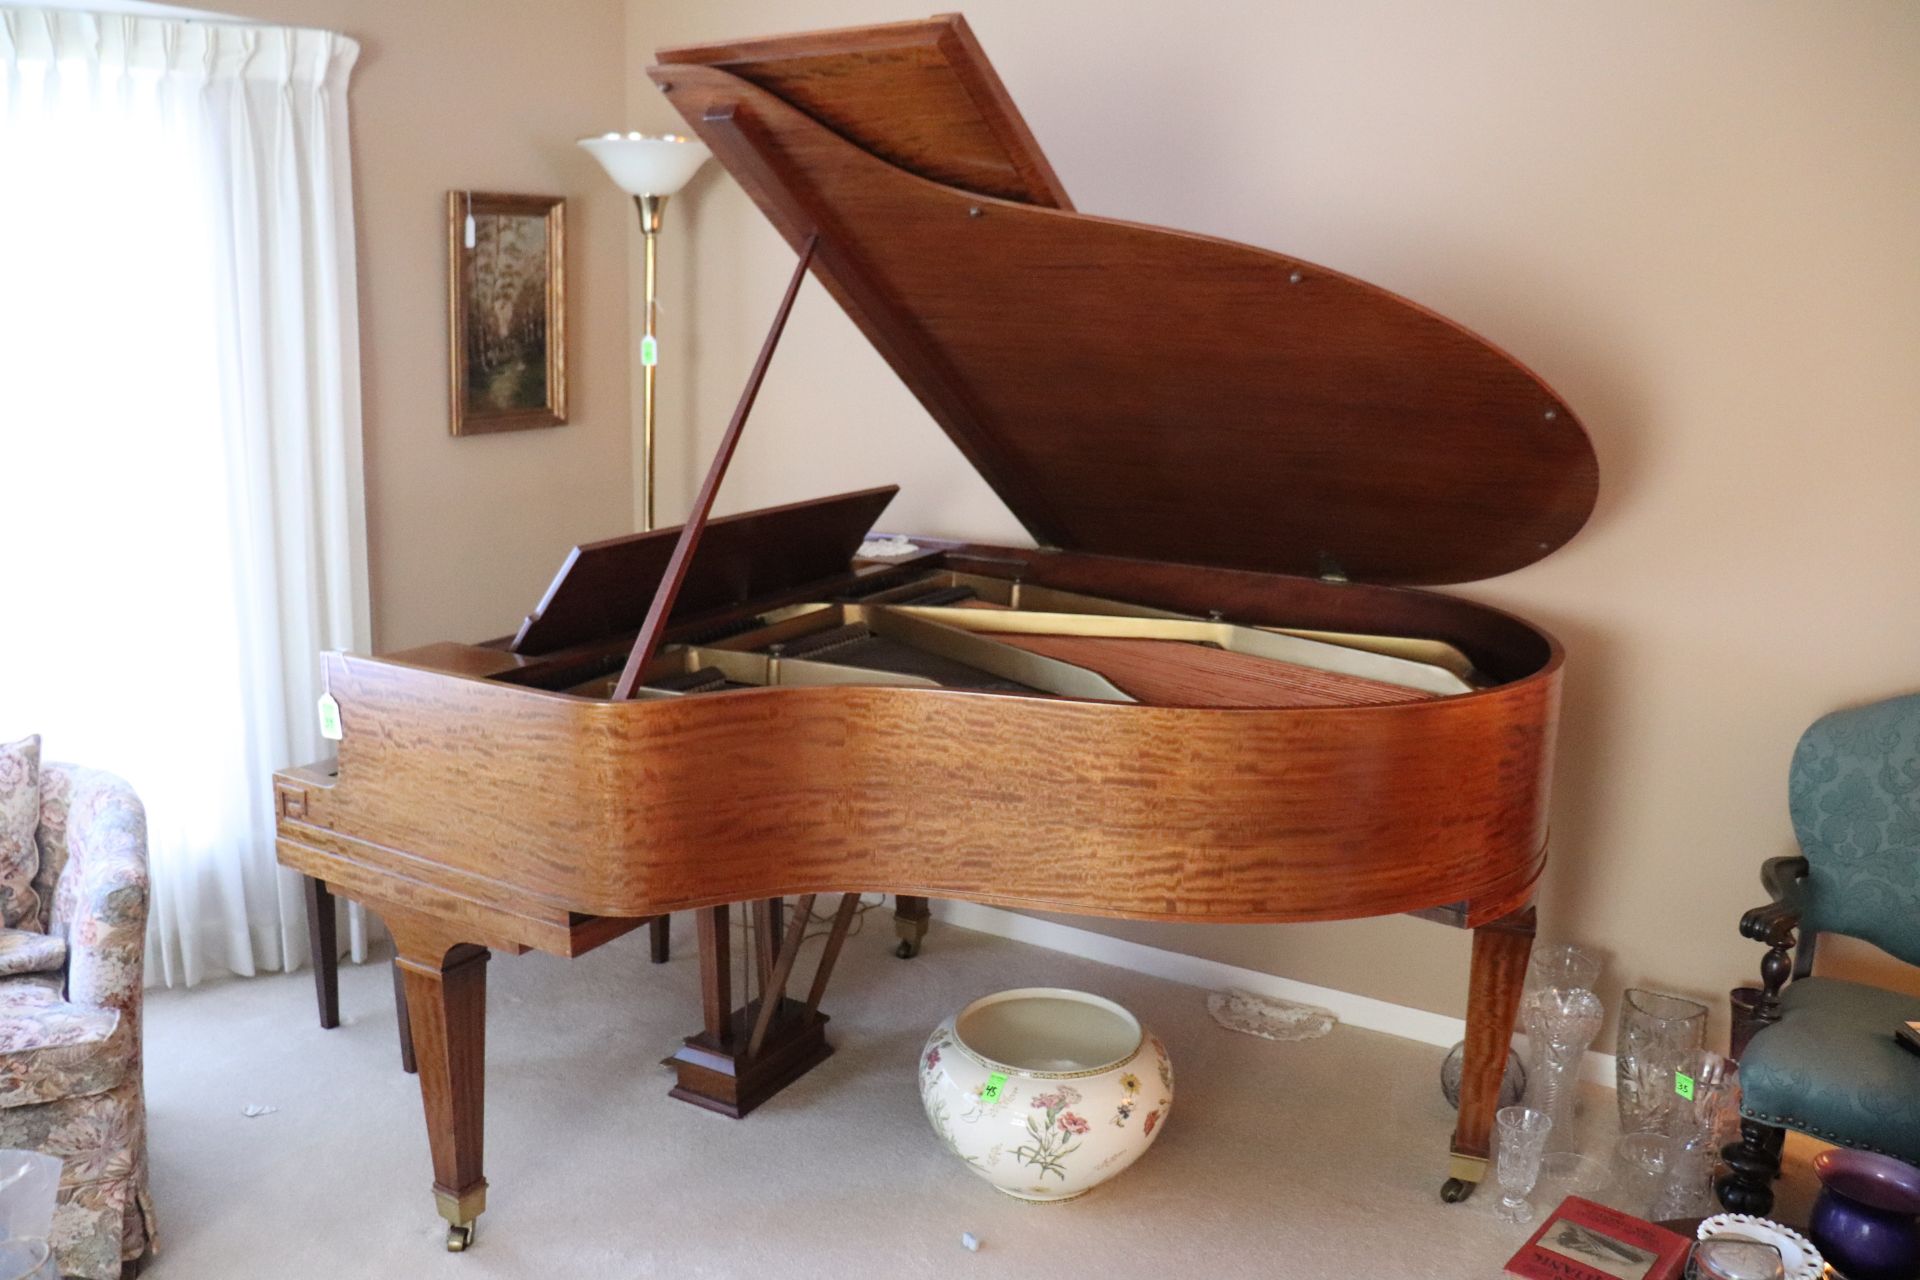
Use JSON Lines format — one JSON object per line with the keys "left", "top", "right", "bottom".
{"left": 215, "top": 0, "right": 634, "bottom": 651}
{"left": 624, "top": 1, "right": 1920, "bottom": 1041}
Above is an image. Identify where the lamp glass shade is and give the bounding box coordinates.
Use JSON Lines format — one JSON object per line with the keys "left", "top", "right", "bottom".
{"left": 578, "top": 133, "right": 711, "bottom": 197}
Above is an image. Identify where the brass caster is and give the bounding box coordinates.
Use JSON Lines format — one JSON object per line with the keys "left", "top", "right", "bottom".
{"left": 894, "top": 939, "right": 920, "bottom": 959}
{"left": 446, "top": 1222, "right": 475, "bottom": 1252}
{"left": 1439, "top": 1177, "right": 1476, "bottom": 1204}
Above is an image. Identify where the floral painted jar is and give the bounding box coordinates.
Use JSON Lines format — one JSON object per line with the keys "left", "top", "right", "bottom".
{"left": 919, "top": 988, "right": 1173, "bottom": 1202}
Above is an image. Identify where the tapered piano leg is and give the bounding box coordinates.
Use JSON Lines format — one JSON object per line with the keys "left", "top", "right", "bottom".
{"left": 304, "top": 875, "right": 340, "bottom": 1029}
{"left": 893, "top": 895, "right": 931, "bottom": 959}
{"left": 392, "top": 957, "right": 417, "bottom": 1075}
{"left": 393, "top": 925, "right": 490, "bottom": 1250}
{"left": 1444, "top": 905, "right": 1535, "bottom": 1204}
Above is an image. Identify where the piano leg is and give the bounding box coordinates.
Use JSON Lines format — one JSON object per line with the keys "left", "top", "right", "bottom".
{"left": 892, "top": 895, "right": 931, "bottom": 958}
{"left": 1443, "top": 905, "right": 1536, "bottom": 1204}
{"left": 392, "top": 958, "right": 418, "bottom": 1074}
{"left": 393, "top": 927, "right": 491, "bottom": 1250}
{"left": 303, "top": 875, "right": 340, "bottom": 1029}
{"left": 648, "top": 913, "right": 671, "bottom": 964}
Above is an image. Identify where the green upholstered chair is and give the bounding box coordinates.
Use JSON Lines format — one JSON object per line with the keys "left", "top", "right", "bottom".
{"left": 1717, "top": 692, "right": 1920, "bottom": 1215}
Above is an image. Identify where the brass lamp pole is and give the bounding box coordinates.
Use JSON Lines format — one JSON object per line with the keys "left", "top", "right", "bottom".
{"left": 579, "top": 132, "right": 712, "bottom": 530}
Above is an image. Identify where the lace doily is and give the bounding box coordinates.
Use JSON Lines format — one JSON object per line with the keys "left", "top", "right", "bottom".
{"left": 1206, "top": 988, "right": 1336, "bottom": 1042}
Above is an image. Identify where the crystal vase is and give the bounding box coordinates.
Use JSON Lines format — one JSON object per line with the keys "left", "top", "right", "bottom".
{"left": 1523, "top": 986, "right": 1603, "bottom": 1153}
{"left": 1524, "top": 942, "right": 1602, "bottom": 998}
{"left": 1615, "top": 989, "right": 1707, "bottom": 1132}
{"left": 1650, "top": 1049, "right": 1736, "bottom": 1219}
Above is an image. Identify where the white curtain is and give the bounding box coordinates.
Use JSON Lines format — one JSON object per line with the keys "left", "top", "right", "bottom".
{"left": 0, "top": 9, "right": 370, "bottom": 986}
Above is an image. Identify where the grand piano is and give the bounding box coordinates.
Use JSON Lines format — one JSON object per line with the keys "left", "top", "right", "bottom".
{"left": 274, "top": 14, "right": 1597, "bottom": 1251}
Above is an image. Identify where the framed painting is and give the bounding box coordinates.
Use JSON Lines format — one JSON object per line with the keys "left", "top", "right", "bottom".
{"left": 448, "top": 191, "right": 567, "bottom": 435}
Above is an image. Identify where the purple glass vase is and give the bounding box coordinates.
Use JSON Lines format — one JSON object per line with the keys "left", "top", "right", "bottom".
{"left": 1808, "top": 1148, "right": 1920, "bottom": 1280}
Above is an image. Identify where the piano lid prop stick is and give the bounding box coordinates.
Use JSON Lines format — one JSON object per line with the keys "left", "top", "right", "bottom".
{"left": 612, "top": 232, "right": 820, "bottom": 699}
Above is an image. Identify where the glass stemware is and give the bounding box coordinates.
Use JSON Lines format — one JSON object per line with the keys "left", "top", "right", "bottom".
{"left": 1616, "top": 989, "right": 1708, "bottom": 1132}
{"left": 1495, "top": 1105, "right": 1554, "bottom": 1224}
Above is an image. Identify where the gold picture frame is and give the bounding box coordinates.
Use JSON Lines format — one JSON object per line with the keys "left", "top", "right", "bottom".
{"left": 448, "top": 191, "right": 567, "bottom": 435}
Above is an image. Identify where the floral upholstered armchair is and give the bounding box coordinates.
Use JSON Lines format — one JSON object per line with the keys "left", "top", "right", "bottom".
{"left": 0, "top": 738, "right": 154, "bottom": 1278}
{"left": 1718, "top": 693, "right": 1920, "bottom": 1215}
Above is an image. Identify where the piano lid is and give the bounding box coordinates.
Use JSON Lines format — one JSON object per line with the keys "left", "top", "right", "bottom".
{"left": 653, "top": 15, "right": 1598, "bottom": 587}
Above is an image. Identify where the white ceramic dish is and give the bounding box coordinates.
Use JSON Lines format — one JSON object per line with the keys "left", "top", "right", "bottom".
{"left": 1696, "top": 1213, "right": 1825, "bottom": 1280}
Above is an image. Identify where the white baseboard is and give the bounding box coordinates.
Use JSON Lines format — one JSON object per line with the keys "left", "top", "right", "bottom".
{"left": 931, "top": 899, "right": 1616, "bottom": 1089}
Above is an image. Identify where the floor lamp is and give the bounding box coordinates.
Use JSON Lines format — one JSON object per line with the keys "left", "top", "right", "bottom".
{"left": 579, "top": 132, "right": 711, "bottom": 531}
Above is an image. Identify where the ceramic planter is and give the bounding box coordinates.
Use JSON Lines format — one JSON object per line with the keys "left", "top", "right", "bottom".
{"left": 1808, "top": 1148, "right": 1920, "bottom": 1280}
{"left": 919, "top": 988, "right": 1172, "bottom": 1202}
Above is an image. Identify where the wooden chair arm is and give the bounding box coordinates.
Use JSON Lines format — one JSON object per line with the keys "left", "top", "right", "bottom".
{"left": 1759, "top": 855, "right": 1810, "bottom": 904}
{"left": 1737, "top": 897, "right": 1802, "bottom": 1041}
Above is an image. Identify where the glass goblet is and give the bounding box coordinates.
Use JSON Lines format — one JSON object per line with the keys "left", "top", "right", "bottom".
{"left": 1495, "top": 1105, "right": 1553, "bottom": 1224}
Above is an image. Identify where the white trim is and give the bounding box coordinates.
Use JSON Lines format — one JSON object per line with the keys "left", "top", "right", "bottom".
{"left": 932, "top": 900, "right": 1616, "bottom": 1088}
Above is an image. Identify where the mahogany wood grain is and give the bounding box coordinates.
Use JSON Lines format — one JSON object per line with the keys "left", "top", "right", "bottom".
{"left": 651, "top": 63, "right": 1597, "bottom": 586}
{"left": 695, "top": 906, "right": 731, "bottom": 1045}
{"left": 390, "top": 918, "right": 490, "bottom": 1231}
{"left": 658, "top": 14, "right": 1071, "bottom": 209}
{"left": 513, "top": 487, "right": 896, "bottom": 657}
{"left": 1450, "top": 908, "right": 1537, "bottom": 1177}
{"left": 296, "top": 641, "right": 1553, "bottom": 931}
{"left": 983, "top": 632, "right": 1441, "bottom": 708}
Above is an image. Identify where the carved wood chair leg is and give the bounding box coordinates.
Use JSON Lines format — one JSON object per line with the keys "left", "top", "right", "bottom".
{"left": 1716, "top": 1117, "right": 1785, "bottom": 1216}
{"left": 648, "top": 913, "right": 670, "bottom": 964}
{"left": 303, "top": 875, "right": 340, "bottom": 1030}
{"left": 393, "top": 933, "right": 490, "bottom": 1246}
{"left": 392, "top": 957, "right": 418, "bottom": 1074}
{"left": 1445, "top": 905, "right": 1537, "bottom": 1203}
{"left": 893, "top": 894, "right": 931, "bottom": 959}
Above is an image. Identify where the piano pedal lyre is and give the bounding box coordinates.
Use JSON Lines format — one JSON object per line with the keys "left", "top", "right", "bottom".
{"left": 667, "top": 892, "right": 864, "bottom": 1116}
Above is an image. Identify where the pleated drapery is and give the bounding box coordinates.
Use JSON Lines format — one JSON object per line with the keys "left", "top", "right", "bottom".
{"left": 0, "top": 9, "right": 370, "bottom": 986}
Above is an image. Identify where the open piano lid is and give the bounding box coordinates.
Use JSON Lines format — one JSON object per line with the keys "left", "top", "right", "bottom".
{"left": 654, "top": 15, "right": 1598, "bottom": 587}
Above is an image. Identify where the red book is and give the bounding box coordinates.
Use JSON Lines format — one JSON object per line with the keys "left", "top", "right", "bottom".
{"left": 1505, "top": 1196, "right": 1691, "bottom": 1280}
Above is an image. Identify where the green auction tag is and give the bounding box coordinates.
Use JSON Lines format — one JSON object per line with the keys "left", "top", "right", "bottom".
{"left": 1674, "top": 1071, "right": 1695, "bottom": 1101}
{"left": 981, "top": 1072, "right": 1009, "bottom": 1103}
{"left": 640, "top": 334, "right": 658, "bottom": 368}
{"left": 317, "top": 693, "right": 342, "bottom": 741}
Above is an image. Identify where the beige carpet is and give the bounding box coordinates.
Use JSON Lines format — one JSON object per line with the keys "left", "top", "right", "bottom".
{"left": 139, "top": 918, "right": 1819, "bottom": 1278}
